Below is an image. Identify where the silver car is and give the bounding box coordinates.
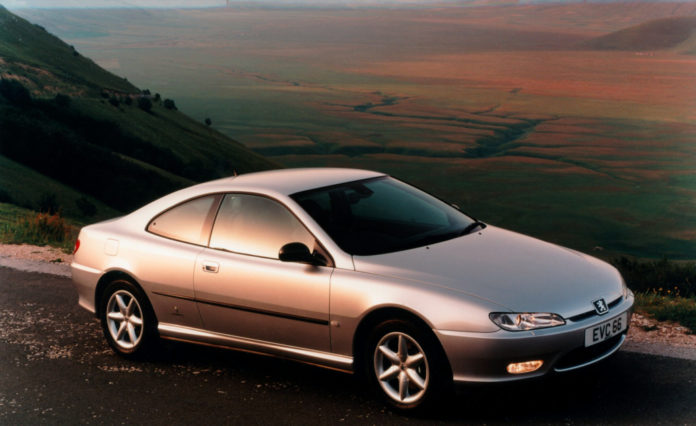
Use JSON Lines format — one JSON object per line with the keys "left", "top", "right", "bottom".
{"left": 71, "top": 168, "right": 633, "bottom": 411}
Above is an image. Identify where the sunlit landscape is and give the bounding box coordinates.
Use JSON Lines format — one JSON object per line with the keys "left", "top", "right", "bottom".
{"left": 11, "top": 2, "right": 696, "bottom": 259}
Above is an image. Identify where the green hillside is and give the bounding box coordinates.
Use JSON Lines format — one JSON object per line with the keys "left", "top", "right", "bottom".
{"left": 0, "top": 5, "right": 277, "bottom": 219}
{"left": 0, "top": 5, "right": 137, "bottom": 95}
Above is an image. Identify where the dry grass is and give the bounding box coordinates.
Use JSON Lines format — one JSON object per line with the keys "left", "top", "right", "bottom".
{"left": 0, "top": 212, "right": 77, "bottom": 253}
{"left": 636, "top": 292, "right": 696, "bottom": 334}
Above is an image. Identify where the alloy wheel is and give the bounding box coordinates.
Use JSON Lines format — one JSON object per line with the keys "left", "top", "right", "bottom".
{"left": 373, "top": 331, "right": 430, "bottom": 404}
{"left": 105, "top": 289, "right": 144, "bottom": 350}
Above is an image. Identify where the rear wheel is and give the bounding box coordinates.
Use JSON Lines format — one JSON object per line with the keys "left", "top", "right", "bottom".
{"left": 366, "top": 319, "right": 451, "bottom": 411}
{"left": 100, "top": 279, "right": 156, "bottom": 358}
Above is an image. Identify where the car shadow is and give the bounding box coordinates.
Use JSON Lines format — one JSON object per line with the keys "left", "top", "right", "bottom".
{"left": 141, "top": 340, "right": 694, "bottom": 423}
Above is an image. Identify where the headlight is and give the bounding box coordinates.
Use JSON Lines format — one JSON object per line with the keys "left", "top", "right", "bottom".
{"left": 490, "top": 312, "right": 565, "bottom": 331}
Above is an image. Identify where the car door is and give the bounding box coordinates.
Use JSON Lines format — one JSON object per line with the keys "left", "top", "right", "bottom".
{"left": 193, "top": 193, "right": 332, "bottom": 352}
{"left": 142, "top": 194, "right": 221, "bottom": 329}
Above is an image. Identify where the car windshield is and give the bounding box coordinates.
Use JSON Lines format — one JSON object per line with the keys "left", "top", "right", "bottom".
{"left": 291, "top": 176, "right": 476, "bottom": 256}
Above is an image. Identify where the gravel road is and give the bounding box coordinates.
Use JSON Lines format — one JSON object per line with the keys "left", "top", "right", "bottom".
{"left": 1, "top": 267, "right": 696, "bottom": 424}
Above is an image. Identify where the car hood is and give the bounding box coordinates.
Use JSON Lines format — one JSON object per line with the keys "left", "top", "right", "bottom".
{"left": 352, "top": 225, "right": 624, "bottom": 318}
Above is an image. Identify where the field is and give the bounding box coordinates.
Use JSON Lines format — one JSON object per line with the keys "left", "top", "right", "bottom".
{"left": 16, "top": 2, "right": 696, "bottom": 259}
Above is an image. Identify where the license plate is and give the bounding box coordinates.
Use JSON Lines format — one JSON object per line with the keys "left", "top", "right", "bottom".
{"left": 584, "top": 312, "right": 628, "bottom": 347}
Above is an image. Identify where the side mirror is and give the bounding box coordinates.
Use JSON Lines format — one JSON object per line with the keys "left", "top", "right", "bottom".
{"left": 279, "top": 242, "right": 316, "bottom": 264}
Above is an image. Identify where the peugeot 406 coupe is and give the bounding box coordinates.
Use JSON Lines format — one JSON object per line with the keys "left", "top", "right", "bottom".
{"left": 71, "top": 168, "right": 633, "bottom": 410}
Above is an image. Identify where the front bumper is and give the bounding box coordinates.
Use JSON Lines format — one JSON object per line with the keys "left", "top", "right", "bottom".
{"left": 435, "top": 294, "right": 634, "bottom": 383}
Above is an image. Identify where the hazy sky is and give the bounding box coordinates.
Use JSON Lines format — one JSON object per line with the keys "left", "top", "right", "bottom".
{"left": 5, "top": 0, "right": 224, "bottom": 7}
{"left": 3, "top": 0, "right": 691, "bottom": 8}
{"left": 3, "top": 0, "right": 447, "bottom": 8}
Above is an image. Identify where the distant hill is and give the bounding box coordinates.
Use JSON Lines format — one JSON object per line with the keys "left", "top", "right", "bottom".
{"left": 580, "top": 16, "right": 696, "bottom": 52}
{"left": 0, "top": 5, "right": 277, "bottom": 219}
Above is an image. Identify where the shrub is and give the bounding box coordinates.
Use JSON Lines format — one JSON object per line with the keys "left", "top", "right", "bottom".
{"left": 612, "top": 257, "right": 696, "bottom": 298}
{"left": 0, "top": 79, "right": 32, "bottom": 107}
{"left": 55, "top": 93, "right": 71, "bottom": 107}
{"left": 205, "top": 117, "right": 212, "bottom": 126}
{"left": 124, "top": 96, "right": 133, "bottom": 106}
{"left": 138, "top": 97, "right": 152, "bottom": 112}
{"left": 1, "top": 211, "right": 74, "bottom": 250}
{"left": 108, "top": 96, "right": 120, "bottom": 107}
{"left": 37, "top": 192, "right": 60, "bottom": 215}
{"left": 163, "top": 98, "right": 177, "bottom": 110}
{"left": 0, "top": 189, "right": 14, "bottom": 203}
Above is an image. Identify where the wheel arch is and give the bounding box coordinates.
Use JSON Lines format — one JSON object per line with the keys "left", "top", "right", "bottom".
{"left": 352, "top": 306, "right": 452, "bottom": 378}
{"left": 95, "top": 270, "right": 149, "bottom": 318}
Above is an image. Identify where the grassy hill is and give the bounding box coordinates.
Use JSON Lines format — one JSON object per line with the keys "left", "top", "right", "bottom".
{"left": 0, "top": 5, "right": 137, "bottom": 95}
{"left": 581, "top": 16, "right": 696, "bottom": 52}
{"left": 0, "top": 5, "right": 277, "bottom": 220}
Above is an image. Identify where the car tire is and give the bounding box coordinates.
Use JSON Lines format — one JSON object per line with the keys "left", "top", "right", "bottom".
{"left": 366, "top": 319, "right": 452, "bottom": 412}
{"left": 100, "top": 278, "right": 157, "bottom": 358}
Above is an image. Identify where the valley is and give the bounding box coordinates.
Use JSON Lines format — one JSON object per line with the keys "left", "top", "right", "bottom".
{"left": 12, "top": 2, "right": 696, "bottom": 258}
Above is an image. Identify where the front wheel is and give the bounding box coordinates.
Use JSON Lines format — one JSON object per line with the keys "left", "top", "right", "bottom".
{"left": 100, "top": 279, "right": 156, "bottom": 358}
{"left": 367, "top": 319, "right": 452, "bottom": 411}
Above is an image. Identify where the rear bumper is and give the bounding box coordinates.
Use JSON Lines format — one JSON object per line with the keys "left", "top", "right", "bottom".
{"left": 436, "top": 294, "right": 634, "bottom": 383}
{"left": 70, "top": 262, "right": 102, "bottom": 315}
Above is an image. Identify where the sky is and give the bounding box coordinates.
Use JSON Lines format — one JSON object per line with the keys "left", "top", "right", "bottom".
{"left": 5, "top": 0, "right": 222, "bottom": 7}
{"left": 2, "top": 0, "right": 692, "bottom": 8}
{"left": 2, "top": 0, "right": 448, "bottom": 8}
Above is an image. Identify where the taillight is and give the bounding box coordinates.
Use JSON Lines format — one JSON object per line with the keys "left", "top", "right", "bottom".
{"left": 73, "top": 239, "right": 80, "bottom": 254}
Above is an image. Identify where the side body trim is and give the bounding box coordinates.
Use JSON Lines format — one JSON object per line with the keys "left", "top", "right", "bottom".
{"left": 152, "top": 291, "right": 329, "bottom": 325}
{"left": 158, "top": 323, "right": 353, "bottom": 371}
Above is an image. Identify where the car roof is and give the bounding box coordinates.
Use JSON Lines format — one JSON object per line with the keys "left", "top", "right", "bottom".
{"left": 121, "top": 168, "right": 386, "bottom": 236}
{"left": 197, "top": 167, "right": 385, "bottom": 196}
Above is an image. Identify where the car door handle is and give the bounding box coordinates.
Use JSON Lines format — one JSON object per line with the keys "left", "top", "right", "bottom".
{"left": 202, "top": 261, "right": 219, "bottom": 273}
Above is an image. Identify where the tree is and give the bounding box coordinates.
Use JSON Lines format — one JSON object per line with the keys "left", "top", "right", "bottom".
{"left": 108, "top": 96, "right": 120, "bottom": 107}
{"left": 154, "top": 93, "right": 161, "bottom": 102}
{"left": 55, "top": 93, "right": 71, "bottom": 107}
{"left": 138, "top": 97, "right": 152, "bottom": 112}
{"left": 0, "top": 79, "right": 31, "bottom": 107}
{"left": 124, "top": 96, "right": 133, "bottom": 106}
{"left": 37, "top": 192, "right": 59, "bottom": 215}
{"left": 205, "top": 118, "right": 212, "bottom": 126}
{"left": 0, "top": 189, "right": 14, "bottom": 204}
{"left": 163, "top": 98, "right": 177, "bottom": 110}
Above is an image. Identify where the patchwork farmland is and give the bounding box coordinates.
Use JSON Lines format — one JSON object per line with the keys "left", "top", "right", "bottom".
{"left": 17, "top": 2, "right": 696, "bottom": 259}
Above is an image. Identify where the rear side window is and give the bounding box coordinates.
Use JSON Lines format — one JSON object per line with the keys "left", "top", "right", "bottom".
{"left": 147, "top": 195, "right": 217, "bottom": 245}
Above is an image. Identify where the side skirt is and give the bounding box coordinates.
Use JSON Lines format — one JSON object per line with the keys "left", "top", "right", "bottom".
{"left": 158, "top": 323, "right": 353, "bottom": 373}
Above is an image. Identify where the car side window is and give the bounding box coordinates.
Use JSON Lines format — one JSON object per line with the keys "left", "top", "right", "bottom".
{"left": 147, "top": 195, "right": 217, "bottom": 245}
{"left": 209, "top": 193, "right": 315, "bottom": 259}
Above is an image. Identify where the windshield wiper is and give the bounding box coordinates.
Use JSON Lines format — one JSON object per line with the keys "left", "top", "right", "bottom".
{"left": 460, "top": 220, "right": 486, "bottom": 236}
